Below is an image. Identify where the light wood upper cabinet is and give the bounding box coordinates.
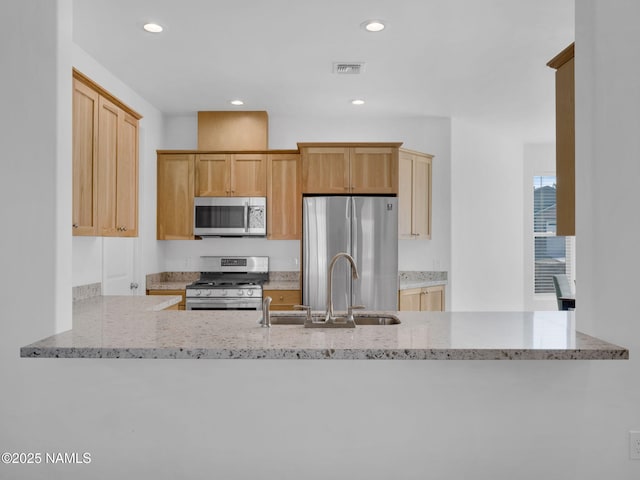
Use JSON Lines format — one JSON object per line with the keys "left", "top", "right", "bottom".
{"left": 547, "top": 43, "right": 575, "bottom": 237}
{"left": 299, "top": 143, "right": 400, "bottom": 194}
{"left": 72, "top": 69, "right": 141, "bottom": 238}
{"left": 350, "top": 147, "right": 398, "bottom": 194}
{"left": 399, "top": 285, "right": 444, "bottom": 311}
{"left": 267, "top": 153, "right": 301, "bottom": 240}
{"left": 300, "top": 146, "right": 350, "bottom": 194}
{"left": 96, "top": 97, "right": 119, "bottom": 236}
{"left": 115, "top": 112, "right": 139, "bottom": 237}
{"left": 96, "top": 96, "right": 138, "bottom": 236}
{"left": 195, "top": 153, "right": 266, "bottom": 196}
{"left": 196, "top": 154, "right": 229, "bottom": 196}
{"left": 197, "top": 111, "right": 268, "bottom": 151}
{"left": 72, "top": 78, "right": 99, "bottom": 236}
{"left": 232, "top": 153, "right": 267, "bottom": 196}
{"left": 157, "top": 154, "right": 195, "bottom": 240}
{"left": 398, "top": 148, "right": 432, "bottom": 240}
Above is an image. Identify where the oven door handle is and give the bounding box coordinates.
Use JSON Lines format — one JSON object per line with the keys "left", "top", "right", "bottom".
{"left": 244, "top": 201, "right": 249, "bottom": 232}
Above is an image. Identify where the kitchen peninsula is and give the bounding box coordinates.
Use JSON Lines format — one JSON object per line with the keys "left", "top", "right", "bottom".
{"left": 21, "top": 295, "right": 627, "bottom": 360}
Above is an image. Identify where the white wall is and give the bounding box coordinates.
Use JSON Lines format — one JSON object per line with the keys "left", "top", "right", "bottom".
{"left": 71, "top": 45, "right": 165, "bottom": 292}
{"left": 3, "top": 2, "right": 640, "bottom": 480}
{"left": 571, "top": 3, "right": 640, "bottom": 479}
{"left": 450, "top": 119, "right": 524, "bottom": 311}
{"left": 161, "top": 113, "right": 452, "bottom": 274}
{"left": 0, "top": 0, "right": 68, "bottom": 334}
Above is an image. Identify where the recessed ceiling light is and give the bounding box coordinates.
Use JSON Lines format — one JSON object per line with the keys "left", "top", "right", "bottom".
{"left": 362, "top": 20, "right": 385, "bottom": 32}
{"left": 230, "top": 100, "right": 244, "bottom": 106}
{"left": 351, "top": 99, "right": 365, "bottom": 106}
{"left": 143, "top": 23, "right": 163, "bottom": 33}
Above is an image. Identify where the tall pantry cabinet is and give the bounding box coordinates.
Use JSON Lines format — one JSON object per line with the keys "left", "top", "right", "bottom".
{"left": 398, "top": 148, "right": 432, "bottom": 240}
{"left": 72, "top": 69, "right": 141, "bottom": 237}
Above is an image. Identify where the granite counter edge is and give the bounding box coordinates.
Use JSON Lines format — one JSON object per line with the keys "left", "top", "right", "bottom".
{"left": 20, "top": 346, "right": 628, "bottom": 360}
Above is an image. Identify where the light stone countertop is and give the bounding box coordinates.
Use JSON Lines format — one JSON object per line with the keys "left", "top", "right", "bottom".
{"left": 20, "top": 296, "right": 628, "bottom": 361}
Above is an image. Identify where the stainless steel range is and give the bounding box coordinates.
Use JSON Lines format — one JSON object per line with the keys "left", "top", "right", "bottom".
{"left": 185, "top": 256, "right": 268, "bottom": 311}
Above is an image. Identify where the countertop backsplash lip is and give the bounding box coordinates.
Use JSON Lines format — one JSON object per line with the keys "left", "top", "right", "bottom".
{"left": 398, "top": 271, "right": 448, "bottom": 289}
{"left": 145, "top": 270, "right": 448, "bottom": 291}
{"left": 145, "top": 272, "right": 199, "bottom": 291}
{"left": 264, "top": 271, "right": 301, "bottom": 290}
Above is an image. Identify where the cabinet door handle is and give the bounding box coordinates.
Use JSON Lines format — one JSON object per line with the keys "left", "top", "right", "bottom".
{"left": 72, "top": 224, "right": 78, "bottom": 229}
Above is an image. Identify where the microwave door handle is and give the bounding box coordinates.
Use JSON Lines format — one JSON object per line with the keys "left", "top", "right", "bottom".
{"left": 244, "top": 202, "right": 249, "bottom": 232}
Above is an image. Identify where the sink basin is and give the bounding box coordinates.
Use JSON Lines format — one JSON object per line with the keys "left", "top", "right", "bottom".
{"left": 267, "top": 314, "right": 400, "bottom": 326}
{"left": 349, "top": 316, "right": 401, "bottom": 325}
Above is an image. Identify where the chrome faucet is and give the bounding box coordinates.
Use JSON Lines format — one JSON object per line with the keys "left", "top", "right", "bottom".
{"left": 326, "top": 252, "right": 360, "bottom": 323}
{"left": 260, "top": 296, "right": 272, "bottom": 327}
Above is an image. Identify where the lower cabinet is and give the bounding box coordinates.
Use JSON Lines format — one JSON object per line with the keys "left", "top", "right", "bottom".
{"left": 264, "top": 289, "right": 301, "bottom": 311}
{"left": 147, "top": 289, "right": 186, "bottom": 310}
{"left": 398, "top": 285, "right": 445, "bottom": 312}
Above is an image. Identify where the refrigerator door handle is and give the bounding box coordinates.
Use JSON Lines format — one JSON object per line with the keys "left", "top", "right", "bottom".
{"left": 243, "top": 201, "right": 249, "bottom": 232}
{"left": 350, "top": 197, "right": 357, "bottom": 306}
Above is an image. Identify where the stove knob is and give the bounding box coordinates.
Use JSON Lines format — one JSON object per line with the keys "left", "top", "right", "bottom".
{"left": 204, "top": 290, "right": 212, "bottom": 297}
{"left": 221, "top": 290, "right": 227, "bottom": 297}
{"left": 238, "top": 290, "right": 244, "bottom": 296}
{"left": 247, "top": 290, "right": 254, "bottom": 297}
{"left": 195, "top": 290, "right": 202, "bottom": 297}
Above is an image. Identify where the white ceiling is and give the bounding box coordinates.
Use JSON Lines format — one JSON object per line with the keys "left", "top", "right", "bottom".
{"left": 72, "top": 0, "right": 574, "bottom": 143}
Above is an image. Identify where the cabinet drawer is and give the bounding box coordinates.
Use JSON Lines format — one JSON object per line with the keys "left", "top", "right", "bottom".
{"left": 264, "top": 289, "right": 301, "bottom": 309}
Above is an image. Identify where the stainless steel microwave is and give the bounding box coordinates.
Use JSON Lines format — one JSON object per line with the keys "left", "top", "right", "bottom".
{"left": 194, "top": 197, "right": 267, "bottom": 237}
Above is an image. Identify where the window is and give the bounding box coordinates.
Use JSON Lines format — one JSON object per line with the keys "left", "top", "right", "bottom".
{"left": 533, "top": 176, "right": 574, "bottom": 294}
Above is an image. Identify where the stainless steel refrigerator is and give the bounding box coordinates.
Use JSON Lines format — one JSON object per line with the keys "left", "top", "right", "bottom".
{"left": 303, "top": 196, "right": 398, "bottom": 312}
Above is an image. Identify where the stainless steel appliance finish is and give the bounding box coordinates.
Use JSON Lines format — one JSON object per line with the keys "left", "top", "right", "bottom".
{"left": 194, "top": 197, "right": 266, "bottom": 237}
{"left": 185, "top": 256, "right": 268, "bottom": 311}
{"left": 303, "top": 196, "right": 398, "bottom": 312}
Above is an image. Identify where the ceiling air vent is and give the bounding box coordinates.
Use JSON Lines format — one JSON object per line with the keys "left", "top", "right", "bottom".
{"left": 333, "top": 62, "right": 366, "bottom": 74}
